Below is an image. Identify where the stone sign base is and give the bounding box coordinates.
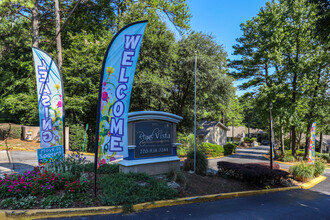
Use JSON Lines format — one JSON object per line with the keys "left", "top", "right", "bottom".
{"left": 118, "top": 156, "right": 180, "bottom": 175}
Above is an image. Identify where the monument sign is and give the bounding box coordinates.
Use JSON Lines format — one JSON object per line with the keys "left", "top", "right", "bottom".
{"left": 118, "top": 111, "right": 182, "bottom": 175}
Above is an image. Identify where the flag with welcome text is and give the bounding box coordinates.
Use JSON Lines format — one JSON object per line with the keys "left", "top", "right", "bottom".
{"left": 32, "top": 48, "right": 65, "bottom": 151}
{"left": 308, "top": 122, "right": 316, "bottom": 164}
{"left": 95, "top": 21, "right": 147, "bottom": 168}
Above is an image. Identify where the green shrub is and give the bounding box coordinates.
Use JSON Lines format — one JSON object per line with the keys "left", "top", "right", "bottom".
{"left": 183, "top": 149, "right": 208, "bottom": 175}
{"left": 0, "top": 123, "right": 21, "bottom": 140}
{"left": 203, "top": 142, "right": 224, "bottom": 157}
{"left": 69, "top": 124, "right": 88, "bottom": 152}
{"left": 81, "top": 162, "right": 119, "bottom": 174}
{"left": 223, "top": 143, "right": 236, "bottom": 155}
{"left": 316, "top": 153, "right": 330, "bottom": 163}
{"left": 283, "top": 155, "right": 296, "bottom": 162}
{"left": 177, "top": 144, "right": 189, "bottom": 157}
{"left": 250, "top": 137, "right": 257, "bottom": 142}
{"left": 98, "top": 172, "right": 178, "bottom": 207}
{"left": 44, "top": 150, "right": 89, "bottom": 177}
{"left": 290, "top": 162, "right": 314, "bottom": 182}
{"left": 243, "top": 137, "right": 251, "bottom": 142}
{"left": 1, "top": 196, "right": 38, "bottom": 209}
{"left": 314, "top": 160, "right": 325, "bottom": 177}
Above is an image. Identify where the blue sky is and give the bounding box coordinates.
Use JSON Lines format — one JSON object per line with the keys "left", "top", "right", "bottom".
{"left": 184, "top": 0, "right": 269, "bottom": 96}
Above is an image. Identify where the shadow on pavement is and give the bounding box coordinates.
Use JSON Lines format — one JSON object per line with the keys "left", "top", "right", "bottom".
{"left": 12, "top": 163, "right": 35, "bottom": 174}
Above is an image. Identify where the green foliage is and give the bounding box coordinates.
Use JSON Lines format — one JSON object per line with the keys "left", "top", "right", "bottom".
{"left": 0, "top": 123, "right": 21, "bottom": 140}
{"left": 81, "top": 162, "right": 119, "bottom": 174}
{"left": 44, "top": 150, "right": 88, "bottom": 177}
{"left": 1, "top": 196, "right": 38, "bottom": 209}
{"left": 231, "top": 0, "right": 330, "bottom": 156}
{"left": 314, "top": 160, "right": 325, "bottom": 177}
{"left": 98, "top": 172, "right": 178, "bottom": 207}
{"left": 251, "top": 137, "right": 257, "bottom": 142}
{"left": 243, "top": 137, "right": 251, "bottom": 142}
{"left": 315, "top": 153, "right": 330, "bottom": 163}
{"left": 223, "top": 143, "right": 236, "bottom": 155}
{"left": 183, "top": 149, "right": 208, "bottom": 175}
{"left": 283, "top": 155, "right": 296, "bottom": 162}
{"left": 69, "top": 124, "right": 88, "bottom": 152}
{"left": 202, "top": 142, "right": 224, "bottom": 157}
{"left": 290, "top": 162, "right": 315, "bottom": 182}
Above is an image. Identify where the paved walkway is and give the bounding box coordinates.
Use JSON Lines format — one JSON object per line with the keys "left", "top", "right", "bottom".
{"left": 208, "top": 145, "right": 290, "bottom": 171}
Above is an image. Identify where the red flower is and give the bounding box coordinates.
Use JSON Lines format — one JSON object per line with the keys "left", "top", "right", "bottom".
{"left": 101, "top": 91, "right": 109, "bottom": 102}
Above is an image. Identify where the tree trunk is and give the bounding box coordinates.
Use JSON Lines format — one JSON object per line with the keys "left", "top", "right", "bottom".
{"left": 54, "top": 0, "right": 63, "bottom": 70}
{"left": 305, "top": 123, "right": 312, "bottom": 158}
{"left": 320, "top": 131, "right": 323, "bottom": 153}
{"left": 291, "top": 125, "right": 296, "bottom": 157}
{"left": 31, "top": 0, "right": 39, "bottom": 48}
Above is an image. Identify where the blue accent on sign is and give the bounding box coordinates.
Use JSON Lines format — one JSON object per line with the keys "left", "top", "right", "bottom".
{"left": 37, "top": 145, "right": 64, "bottom": 166}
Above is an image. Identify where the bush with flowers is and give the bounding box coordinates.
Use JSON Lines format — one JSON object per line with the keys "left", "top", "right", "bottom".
{"left": 0, "top": 150, "right": 93, "bottom": 209}
{"left": 0, "top": 149, "right": 179, "bottom": 209}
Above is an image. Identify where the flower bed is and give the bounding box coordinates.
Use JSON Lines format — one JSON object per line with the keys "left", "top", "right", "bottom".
{"left": 0, "top": 151, "right": 179, "bottom": 210}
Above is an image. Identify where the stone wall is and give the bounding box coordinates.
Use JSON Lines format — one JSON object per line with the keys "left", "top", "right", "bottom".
{"left": 21, "top": 126, "right": 69, "bottom": 149}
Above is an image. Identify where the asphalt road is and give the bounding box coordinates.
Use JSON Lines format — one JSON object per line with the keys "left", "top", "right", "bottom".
{"left": 61, "top": 189, "right": 330, "bottom": 220}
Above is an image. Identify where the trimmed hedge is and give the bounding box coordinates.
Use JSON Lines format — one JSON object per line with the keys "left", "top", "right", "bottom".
{"left": 217, "top": 161, "right": 289, "bottom": 186}
{"left": 223, "top": 143, "right": 236, "bottom": 155}
{"left": 203, "top": 142, "right": 224, "bottom": 157}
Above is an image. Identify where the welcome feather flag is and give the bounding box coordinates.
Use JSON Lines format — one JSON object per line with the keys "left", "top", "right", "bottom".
{"left": 95, "top": 21, "right": 147, "bottom": 168}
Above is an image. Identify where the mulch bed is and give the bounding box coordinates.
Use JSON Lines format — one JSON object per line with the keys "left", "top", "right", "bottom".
{"left": 180, "top": 172, "right": 263, "bottom": 197}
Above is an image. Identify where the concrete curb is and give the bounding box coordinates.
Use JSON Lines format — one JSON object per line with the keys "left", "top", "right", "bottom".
{"left": 300, "top": 175, "right": 327, "bottom": 189}
{"left": 0, "top": 175, "right": 326, "bottom": 219}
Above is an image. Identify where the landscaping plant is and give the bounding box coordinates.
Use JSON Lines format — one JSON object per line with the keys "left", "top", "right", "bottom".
{"left": 98, "top": 172, "right": 178, "bottom": 207}
{"left": 289, "top": 162, "right": 314, "bottom": 182}
{"left": 183, "top": 149, "right": 208, "bottom": 175}
{"left": 283, "top": 154, "right": 296, "bottom": 162}
{"left": 223, "top": 143, "right": 236, "bottom": 155}
{"left": 217, "top": 162, "right": 288, "bottom": 186}
{"left": 313, "top": 160, "right": 325, "bottom": 177}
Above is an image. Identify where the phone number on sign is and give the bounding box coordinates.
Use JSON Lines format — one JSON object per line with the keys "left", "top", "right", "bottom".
{"left": 139, "top": 147, "right": 169, "bottom": 155}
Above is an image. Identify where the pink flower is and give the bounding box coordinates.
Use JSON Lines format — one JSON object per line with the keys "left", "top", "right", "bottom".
{"left": 101, "top": 92, "right": 109, "bottom": 102}
{"left": 16, "top": 189, "right": 19, "bottom": 192}
{"left": 57, "top": 101, "right": 62, "bottom": 108}
{"left": 101, "top": 159, "right": 106, "bottom": 165}
{"left": 103, "top": 82, "right": 106, "bottom": 86}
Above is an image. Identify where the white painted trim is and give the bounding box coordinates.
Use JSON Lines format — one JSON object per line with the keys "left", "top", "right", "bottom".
{"left": 118, "top": 156, "right": 180, "bottom": 167}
